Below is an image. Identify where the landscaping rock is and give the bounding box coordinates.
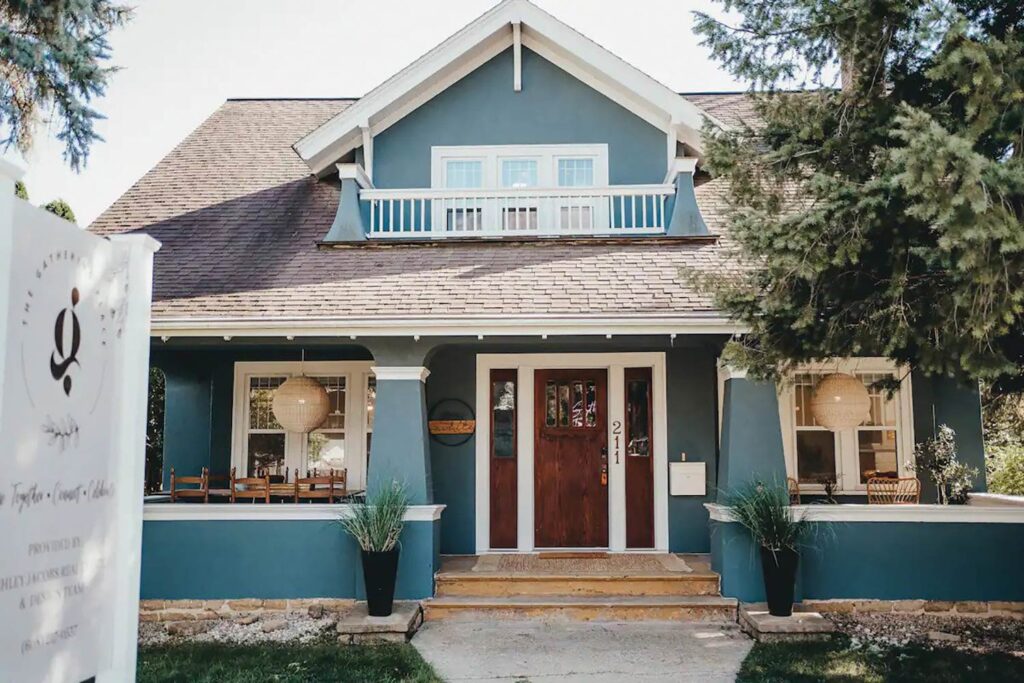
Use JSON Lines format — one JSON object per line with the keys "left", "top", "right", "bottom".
{"left": 308, "top": 604, "right": 325, "bottom": 619}
{"left": 261, "top": 619, "right": 288, "bottom": 633}
{"left": 234, "top": 615, "right": 259, "bottom": 626}
{"left": 165, "top": 621, "right": 212, "bottom": 637}
{"left": 827, "top": 611, "right": 1024, "bottom": 655}
{"left": 928, "top": 631, "right": 961, "bottom": 643}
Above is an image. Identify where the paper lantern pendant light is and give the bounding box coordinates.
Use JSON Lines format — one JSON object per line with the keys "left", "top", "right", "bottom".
{"left": 272, "top": 375, "right": 330, "bottom": 433}
{"left": 810, "top": 373, "right": 871, "bottom": 431}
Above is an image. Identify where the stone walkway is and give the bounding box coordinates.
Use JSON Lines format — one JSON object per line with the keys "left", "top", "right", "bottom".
{"left": 413, "top": 620, "right": 753, "bottom": 682}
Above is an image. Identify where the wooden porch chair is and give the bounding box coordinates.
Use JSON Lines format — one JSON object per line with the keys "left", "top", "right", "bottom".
{"left": 866, "top": 477, "right": 921, "bottom": 504}
{"left": 170, "top": 467, "right": 208, "bottom": 503}
{"left": 231, "top": 468, "right": 271, "bottom": 503}
{"left": 294, "top": 469, "right": 347, "bottom": 503}
{"left": 787, "top": 477, "right": 801, "bottom": 505}
{"left": 206, "top": 471, "right": 232, "bottom": 501}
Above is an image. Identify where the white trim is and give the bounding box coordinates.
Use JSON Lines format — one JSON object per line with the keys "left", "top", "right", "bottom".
{"left": 665, "top": 156, "right": 699, "bottom": 184}
{"left": 151, "top": 314, "right": 743, "bottom": 339}
{"left": 475, "top": 352, "right": 669, "bottom": 553}
{"left": 705, "top": 502, "right": 1024, "bottom": 524}
{"left": 143, "top": 503, "right": 445, "bottom": 522}
{"left": 512, "top": 21, "right": 522, "bottom": 92}
{"left": 968, "top": 492, "right": 1024, "bottom": 508}
{"left": 336, "top": 163, "right": 373, "bottom": 189}
{"left": 777, "top": 358, "right": 915, "bottom": 494}
{"left": 360, "top": 126, "right": 374, "bottom": 181}
{"left": 293, "top": 0, "right": 723, "bottom": 175}
{"left": 230, "top": 360, "right": 375, "bottom": 489}
{"left": 430, "top": 143, "right": 610, "bottom": 189}
{"left": 371, "top": 366, "right": 430, "bottom": 382}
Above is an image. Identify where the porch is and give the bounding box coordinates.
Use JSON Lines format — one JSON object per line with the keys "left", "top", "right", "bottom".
{"left": 140, "top": 331, "right": 1020, "bottom": 609}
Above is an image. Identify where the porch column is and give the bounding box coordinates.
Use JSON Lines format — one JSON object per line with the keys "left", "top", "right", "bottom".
{"left": 366, "top": 340, "right": 435, "bottom": 505}
{"left": 717, "top": 364, "right": 787, "bottom": 497}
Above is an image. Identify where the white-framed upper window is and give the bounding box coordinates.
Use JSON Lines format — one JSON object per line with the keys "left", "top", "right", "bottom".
{"left": 431, "top": 144, "right": 609, "bottom": 189}
{"left": 431, "top": 144, "right": 609, "bottom": 233}
{"left": 778, "top": 359, "right": 915, "bottom": 494}
{"left": 231, "top": 361, "right": 375, "bottom": 490}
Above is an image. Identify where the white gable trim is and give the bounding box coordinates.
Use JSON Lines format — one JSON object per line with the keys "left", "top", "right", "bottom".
{"left": 294, "top": 0, "right": 724, "bottom": 176}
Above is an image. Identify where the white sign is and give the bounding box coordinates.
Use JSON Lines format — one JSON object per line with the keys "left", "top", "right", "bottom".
{"left": 0, "top": 164, "right": 158, "bottom": 683}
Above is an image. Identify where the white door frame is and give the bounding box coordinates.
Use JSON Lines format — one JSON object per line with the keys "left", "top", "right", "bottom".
{"left": 475, "top": 352, "right": 668, "bottom": 553}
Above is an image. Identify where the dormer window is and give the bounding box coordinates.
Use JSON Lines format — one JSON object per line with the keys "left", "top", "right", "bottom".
{"left": 431, "top": 144, "right": 609, "bottom": 189}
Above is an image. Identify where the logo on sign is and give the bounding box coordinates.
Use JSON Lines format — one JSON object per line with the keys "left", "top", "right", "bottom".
{"left": 17, "top": 249, "right": 130, "bottom": 445}
{"left": 50, "top": 288, "right": 82, "bottom": 396}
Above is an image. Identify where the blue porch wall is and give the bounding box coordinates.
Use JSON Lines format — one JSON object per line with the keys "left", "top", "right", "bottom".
{"left": 911, "top": 372, "right": 986, "bottom": 498}
{"left": 151, "top": 344, "right": 372, "bottom": 489}
{"left": 372, "top": 47, "right": 667, "bottom": 190}
{"left": 712, "top": 520, "right": 1024, "bottom": 602}
{"left": 424, "top": 341, "right": 721, "bottom": 555}
{"left": 141, "top": 518, "right": 439, "bottom": 600}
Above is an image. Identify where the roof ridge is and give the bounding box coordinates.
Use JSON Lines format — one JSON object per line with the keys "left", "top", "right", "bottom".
{"left": 226, "top": 97, "right": 360, "bottom": 102}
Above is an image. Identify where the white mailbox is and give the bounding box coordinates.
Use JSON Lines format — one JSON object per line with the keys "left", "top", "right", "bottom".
{"left": 669, "top": 462, "right": 706, "bottom": 496}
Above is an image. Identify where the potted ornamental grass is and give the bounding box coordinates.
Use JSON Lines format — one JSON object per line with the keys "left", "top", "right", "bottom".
{"left": 341, "top": 482, "right": 408, "bottom": 617}
{"left": 726, "top": 480, "right": 813, "bottom": 617}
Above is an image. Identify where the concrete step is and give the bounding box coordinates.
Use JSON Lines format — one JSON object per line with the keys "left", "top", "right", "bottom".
{"left": 434, "top": 572, "right": 721, "bottom": 597}
{"left": 422, "top": 595, "right": 739, "bottom": 622}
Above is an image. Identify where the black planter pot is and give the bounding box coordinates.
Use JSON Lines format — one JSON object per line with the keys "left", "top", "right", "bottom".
{"left": 361, "top": 548, "right": 400, "bottom": 617}
{"left": 759, "top": 546, "right": 799, "bottom": 617}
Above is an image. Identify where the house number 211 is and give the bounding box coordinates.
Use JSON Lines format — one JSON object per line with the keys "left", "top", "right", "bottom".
{"left": 611, "top": 420, "right": 622, "bottom": 464}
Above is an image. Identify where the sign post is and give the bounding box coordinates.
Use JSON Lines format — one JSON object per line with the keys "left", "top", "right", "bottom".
{"left": 0, "top": 155, "right": 159, "bottom": 682}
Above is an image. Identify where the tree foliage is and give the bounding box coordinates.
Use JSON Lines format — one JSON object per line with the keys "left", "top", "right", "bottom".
{"left": 42, "top": 197, "right": 74, "bottom": 222}
{"left": 694, "top": 1, "right": 1024, "bottom": 390}
{"left": 13, "top": 178, "right": 26, "bottom": 198}
{"left": 1, "top": 0, "right": 132, "bottom": 170}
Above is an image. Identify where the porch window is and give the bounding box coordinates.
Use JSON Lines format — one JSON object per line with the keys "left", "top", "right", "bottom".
{"left": 246, "top": 376, "right": 287, "bottom": 476}
{"left": 232, "top": 361, "right": 375, "bottom": 490}
{"left": 781, "top": 362, "right": 914, "bottom": 493}
{"left": 305, "top": 376, "right": 346, "bottom": 474}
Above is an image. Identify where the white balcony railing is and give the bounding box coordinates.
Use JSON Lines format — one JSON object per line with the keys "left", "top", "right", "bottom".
{"left": 361, "top": 184, "right": 674, "bottom": 238}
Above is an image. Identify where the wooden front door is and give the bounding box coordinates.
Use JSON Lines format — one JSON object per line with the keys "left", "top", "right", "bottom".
{"left": 534, "top": 369, "right": 608, "bottom": 548}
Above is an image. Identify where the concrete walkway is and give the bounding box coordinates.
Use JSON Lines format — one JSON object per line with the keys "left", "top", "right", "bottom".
{"left": 413, "top": 620, "right": 753, "bottom": 682}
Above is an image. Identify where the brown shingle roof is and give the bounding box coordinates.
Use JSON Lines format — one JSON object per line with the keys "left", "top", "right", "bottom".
{"left": 90, "top": 96, "right": 746, "bottom": 323}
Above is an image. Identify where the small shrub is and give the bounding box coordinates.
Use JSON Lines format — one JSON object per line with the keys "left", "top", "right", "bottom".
{"left": 912, "top": 425, "right": 978, "bottom": 504}
{"left": 724, "top": 479, "right": 812, "bottom": 552}
{"left": 988, "top": 445, "right": 1024, "bottom": 496}
{"left": 340, "top": 482, "right": 408, "bottom": 552}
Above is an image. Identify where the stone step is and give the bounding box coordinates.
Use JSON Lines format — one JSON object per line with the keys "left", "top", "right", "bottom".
{"left": 434, "top": 572, "right": 721, "bottom": 597}
{"left": 422, "top": 595, "right": 738, "bottom": 622}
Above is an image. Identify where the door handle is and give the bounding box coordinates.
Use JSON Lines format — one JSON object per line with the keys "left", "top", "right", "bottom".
{"left": 600, "top": 464, "right": 608, "bottom": 486}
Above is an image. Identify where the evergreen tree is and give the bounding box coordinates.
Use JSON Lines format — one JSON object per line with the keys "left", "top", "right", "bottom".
{"left": 694, "top": 1, "right": 1024, "bottom": 390}
{"left": 1, "top": 1, "right": 132, "bottom": 170}
{"left": 43, "top": 197, "right": 75, "bottom": 223}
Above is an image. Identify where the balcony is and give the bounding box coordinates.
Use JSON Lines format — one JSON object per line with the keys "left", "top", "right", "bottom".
{"left": 361, "top": 184, "right": 675, "bottom": 238}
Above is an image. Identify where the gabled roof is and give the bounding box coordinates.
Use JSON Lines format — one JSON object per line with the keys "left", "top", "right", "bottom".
{"left": 294, "top": 0, "right": 726, "bottom": 176}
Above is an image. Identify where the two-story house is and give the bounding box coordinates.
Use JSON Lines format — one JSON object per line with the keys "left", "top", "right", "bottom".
{"left": 93, "top": 0, "right": 1021, "bottom": 620}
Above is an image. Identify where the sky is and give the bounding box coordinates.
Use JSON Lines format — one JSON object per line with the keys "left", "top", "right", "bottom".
{"left": 18, "top": 0, "right": 746, "bottom": 227}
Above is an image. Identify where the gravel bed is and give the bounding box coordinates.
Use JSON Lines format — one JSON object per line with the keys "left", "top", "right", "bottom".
{"left": 827, "top": 613, "right": 1024, "bottom": 656}
{"left": 139, "top": 614, "right": 338, "bottom": 647}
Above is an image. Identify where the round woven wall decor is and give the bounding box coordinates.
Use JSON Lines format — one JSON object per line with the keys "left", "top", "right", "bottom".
{"left": 809, "top": 373, "right": 871, "bottom": 431}
{"left": 272, "top": 375, "right": 330, "bottom": 433}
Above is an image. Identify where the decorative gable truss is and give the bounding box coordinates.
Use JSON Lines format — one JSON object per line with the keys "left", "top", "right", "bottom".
{"left": 295, "top": 0, "right": 722, "bottom": 241}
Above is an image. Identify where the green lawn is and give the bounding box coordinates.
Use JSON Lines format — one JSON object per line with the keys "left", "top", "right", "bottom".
{"left": 138, "top": 643, "right": 441, "bottom": 683}
{"left": 739, "top": 636, "right": 1024, "bottom": 683}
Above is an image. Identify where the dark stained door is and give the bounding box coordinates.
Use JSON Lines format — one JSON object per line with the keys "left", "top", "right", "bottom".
{"left": 534, "top": 369, "right": 608, "bottom": 548}
{"left": 625, "top": 367, "right": 654, "bottom": 548}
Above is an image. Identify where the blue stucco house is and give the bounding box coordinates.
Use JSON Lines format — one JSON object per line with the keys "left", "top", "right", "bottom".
{"left": 92, "top": 0, "right": 1023, "bottom": 615}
